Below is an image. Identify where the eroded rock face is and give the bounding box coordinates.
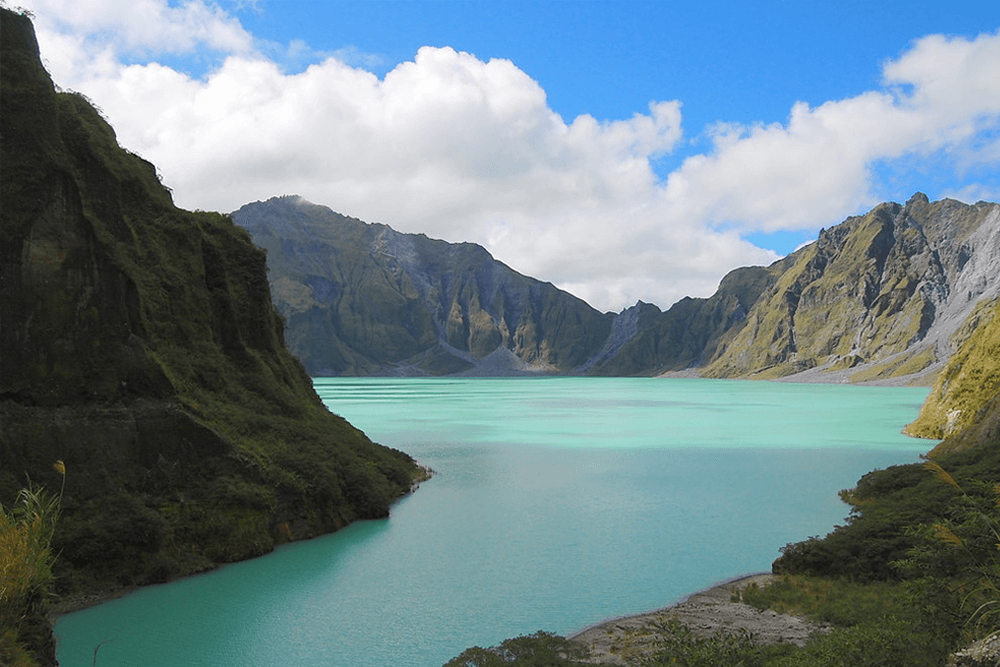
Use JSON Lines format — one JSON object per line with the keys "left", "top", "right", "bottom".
{"left": 1, "top": 7, "right": 417, "bottom": 608}
{"left": 232, "top": 197, "right": 789, "bottom": 377}
{"left": 232, "top": 196, "right": 615, "bottom": 375}
{"left": 235, "top": 193, "right": 999, "bottom": 382}
{"left": 703, "top": 194, "right": 1000, "bottom": 382}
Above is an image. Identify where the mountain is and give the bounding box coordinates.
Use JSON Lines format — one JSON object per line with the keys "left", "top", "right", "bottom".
{"left": 233, "top": 194, "right": 999, "bottom": 384}
{"left": 584, "top": 263, "right": 790, "bottom": 376}
{"left": 702, "top": 194, "right": 1000, "bottom": 383}
{"left": 232, "top": 196, "right": 788, "bottom": 377}
{"left": 232, "top": 196, "right": 615, "bottom": 375}
{"left": 0, "top": 8, "right": 420, "bottom": 645}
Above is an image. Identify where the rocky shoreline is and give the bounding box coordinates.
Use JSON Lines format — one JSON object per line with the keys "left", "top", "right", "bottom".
{"left": 568, "top": 573, "right": 828, "bottom": 665}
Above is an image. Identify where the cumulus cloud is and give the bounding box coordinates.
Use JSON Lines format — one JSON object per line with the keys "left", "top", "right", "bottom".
{"left": 664, "top": 30, "right": 1000, "bottom": 234}
{"left": 28, "top": 0, "right": 252, "bottom": 58}
{"left": 16, "top": 0, "right": 1000, "bottom": 312}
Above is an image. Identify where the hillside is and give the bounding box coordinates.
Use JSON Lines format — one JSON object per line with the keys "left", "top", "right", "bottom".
{"left": 0, "top": 8, "right": 420, "bottom": 651}
{"left": 703, "top": 194, "right": 1000, "bottom": 383}
{"left": 232, "top": 196, "right": 615, "bottom": 375}
{"left": 905, "top": 295, "right": 1000, "bottom": 454}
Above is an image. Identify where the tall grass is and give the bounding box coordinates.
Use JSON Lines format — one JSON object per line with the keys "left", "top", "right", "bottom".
{"left": 0, "top": 466, "right": 64, "bottom": 666}
{"left": 919, "top": 460, "right": 1000, "bottom": 637}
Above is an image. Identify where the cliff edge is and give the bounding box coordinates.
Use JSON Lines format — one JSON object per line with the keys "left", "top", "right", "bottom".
{"left": 0, "top": 6, "right": 419, "bottom": 622}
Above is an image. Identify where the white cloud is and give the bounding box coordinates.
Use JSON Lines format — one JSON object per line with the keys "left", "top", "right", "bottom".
{"left": 27, "top": 0, "right": 253, "bottom": 56}
{"left": 16, "top": 0, "right": 1000, "bottom": 312}
{"left": 663, "top": 30, "right": 1000, "bottom": 234}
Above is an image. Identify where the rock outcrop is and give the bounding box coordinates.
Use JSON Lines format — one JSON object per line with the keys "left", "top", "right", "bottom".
{"left": 0, "top": 6, "right": 419, "bottom": 621}
{"left": 586, "top": 263, "right": 788, "bottom": 375}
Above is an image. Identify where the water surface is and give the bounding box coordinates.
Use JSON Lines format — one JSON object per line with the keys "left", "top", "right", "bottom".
{"left": 57, "top": 378, "right": 933, "bottom": 666}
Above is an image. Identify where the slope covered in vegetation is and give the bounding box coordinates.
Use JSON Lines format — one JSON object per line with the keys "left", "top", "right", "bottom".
{"left": 906, "top": 297, "right": 1000, "bottom": 454}
{"left": 0, "top": 10, "right": 420, "bottom": 662}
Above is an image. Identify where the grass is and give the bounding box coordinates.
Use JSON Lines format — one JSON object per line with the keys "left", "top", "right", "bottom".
{"left": 0, "top": 476, "right": 63, "bottom": 667}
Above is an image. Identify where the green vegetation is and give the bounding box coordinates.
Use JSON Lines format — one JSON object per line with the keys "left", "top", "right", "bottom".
{"left": 906, "top": 297, "right": 1000, "bottom": 452}
{"left": 1, "top": 4, "right": 420, "bottom": 617}
{"left": 1, "top": 470, "right": 63, "bottom": 667}
{"left": 628, "top": 619, "right": 795, "bottom": 667}
{"left": 737, "top": 577, "right": 957, "bottom": 666}
{"left": 847, "top": 345, "right": 937, "bottom": 384}
{"left": 443, "top": 631, "right": 601, "bottom": 667}
{"left": 773, "top": 435, "right": 1000, "bottom": 582}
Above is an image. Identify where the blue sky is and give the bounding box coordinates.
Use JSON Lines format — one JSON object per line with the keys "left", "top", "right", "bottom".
{"left": 14, "top": 0, "right": 1000, "bottom": 311}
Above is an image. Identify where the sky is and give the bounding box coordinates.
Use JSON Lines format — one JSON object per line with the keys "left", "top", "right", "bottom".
{"left": 10, "top": 0, "right": 1000, "bottom": 313}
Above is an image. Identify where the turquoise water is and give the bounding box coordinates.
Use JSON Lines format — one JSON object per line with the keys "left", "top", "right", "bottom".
{"left": 56, "top": 378, "right": 933, "bottom": 666}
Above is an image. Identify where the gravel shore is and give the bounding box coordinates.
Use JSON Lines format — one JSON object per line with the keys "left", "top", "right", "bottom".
{"left": 568, "top": 573, "right": 828, "bottom": 665}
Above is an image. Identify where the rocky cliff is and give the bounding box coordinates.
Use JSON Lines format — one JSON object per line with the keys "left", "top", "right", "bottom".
{"left": 232, "top": 196, "right": 615, "bottom": 375}
{"left": 0, "top": 6, "right": 419, "bottom": 623}
{"left": 234, "top": 194, "right": 999, "bottom": 384}
{"left": 584, "top": 262, "right": 790, "bottom": 375}
{"left": 702, "top": 194, "right": 1000, "bottom": 383}
{"left": 905, "top": 296, "right": 1000, "bottom": 454}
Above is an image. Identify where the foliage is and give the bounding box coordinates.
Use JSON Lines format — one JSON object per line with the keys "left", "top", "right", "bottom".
{"left": 0, "top": 484, "right": 59, "bottom": 602}
{"left": 1, "top": 6, "right": 421, "bottom": 606}
{"left": 773, "top": 438, "right": 1000, "bottom": 581}
{"left": 634, "top": 619, "right": 793, "bottom": 667}
{"left": 765, "top": 616, "right": 930, "bottom": 667}
{"left": 443, "top": 631, "right": 598, "bottom": 667}
{"left": 896, "top": 461, "right": 1000, "bottom": 639}
{"left": 766, "top": 439, "right": 1000, "bottom": 661}
{"left": 739, "top": 575, "right": 958, "bottom": 666}
{"left": 906, "top": 296, "right": 1000, "bottom": 449}
{"left": 0, "top": 474, "right": 63, "bottom": 667}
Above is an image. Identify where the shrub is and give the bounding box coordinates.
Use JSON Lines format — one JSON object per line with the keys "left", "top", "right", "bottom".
{"left": 443, "top": 631, "right": 596, "bottom": 667}
{"left": 0, "top": 479, "right": 62, "bottom": 666}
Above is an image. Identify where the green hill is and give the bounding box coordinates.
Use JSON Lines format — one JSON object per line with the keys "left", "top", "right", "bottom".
{"left": 906, "top": 296, "right": 1000, "bottom": 454}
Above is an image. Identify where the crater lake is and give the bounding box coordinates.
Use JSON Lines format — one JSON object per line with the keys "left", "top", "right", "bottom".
{"left": 56, "top": 378, "right": 933, "bottom": 666}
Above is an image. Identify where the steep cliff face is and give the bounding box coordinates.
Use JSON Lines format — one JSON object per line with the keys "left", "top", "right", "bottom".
{"left": 905, "top": 296, "right": 1000, "bottom": 454}
{"left": 234, "top": 194, "right": 999, "bottom": 382}
{"left": 703, "top": 194, "right": 1000, "bottom": 382}
{"left": 0, "top": 7, "right": 418, "bottom": 609}
{"left": 232, "top": 196, "right": 615, "bottom": 375}
{"left": 584, "top": 263, "right": 788, "bottom": 375}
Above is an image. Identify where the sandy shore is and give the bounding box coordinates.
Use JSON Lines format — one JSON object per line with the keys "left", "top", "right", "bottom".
{"left": 569, "top": 573, "right": 828, "bottom": 665}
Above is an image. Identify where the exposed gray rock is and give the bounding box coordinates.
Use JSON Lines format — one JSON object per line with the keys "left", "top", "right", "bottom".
{"left": 948, "top": 632, "right": 1000, "bottom": 667}
{"left": 704, "top": 194, "right": 1000, "bottom": 383}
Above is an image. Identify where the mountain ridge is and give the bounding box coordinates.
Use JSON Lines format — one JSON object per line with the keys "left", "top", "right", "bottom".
{"left": 234, "top": 193, "right": 1000, "bottom": 388}
{"left": 232, "top": 195, "right": 615, "bottom": 376}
